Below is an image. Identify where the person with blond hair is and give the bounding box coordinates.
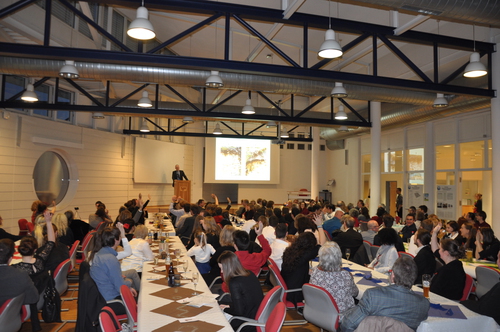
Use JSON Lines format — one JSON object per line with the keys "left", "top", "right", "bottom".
{"left": 121, "top": 225, "right": 154, "bottom": 275}
{"left": 51, "top": 212, "right": 74, "bottom": 247}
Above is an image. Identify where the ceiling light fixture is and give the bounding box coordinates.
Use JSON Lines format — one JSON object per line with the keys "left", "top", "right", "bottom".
{"left": 280, "top": 126, "right": 289, "bottom": 138}
{"left": 137, "top": 91, "right": 152, "bottom": 107}
{"left": 205, "top": 71, "right": 223, "bottom": 88}
{"left": 433, "top": 93, "right": 448, "bottom": 108}
{"left": 213, "top": 123, "right": 223, "bottom": 135}
{"left": 335, "top": 105, "right": 348, "bottom": 120}
{"left": 242, "top": 91, "right": 255, "bottom": 114}
{"left": 127, "top": 4, "right": 156, "bottom": 40}
{"left": 338, "top": 126, "right": 349, "bottom": 132}
{"left": 464, "top": 25, "right": 487, "bottom": 78}
{"left": 21, "top": 83, "right": 38, "bottom": 102}
{"left": 182, "top": 117, "right": 194, "bottom": 123}
{"left": 140, "top": 119, "right": 150, "bottom": 132}
{"left": 59, "top": 60, "right": 79, "bottom": 79}
{"left": 92, "top": 112, "right": 105, "bottom": 119}
{"left": 266, "top": 121, "right": 277, "bottom": 128}
{"left": 318, "top": 1, "right": 342, "bottom": 59}
{"left": 331, "top": 82, "right": 347, "bottom": 98}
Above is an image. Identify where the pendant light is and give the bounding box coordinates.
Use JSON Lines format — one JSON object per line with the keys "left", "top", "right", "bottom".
{"left": 318, "top": 1, "right": 342, "bottom": 59}
{"left": 127, "top": 3, "right": 155, "bottom": 40}
{"left": 138, "top": 91, "right": 152, "bottom": 107}
{"left": 92, "top": 112, "right": 105, "bottom": 119}
{"left": 331, "top": 82, "right": 347, "bottom": 98}
{"left": 59, "top": 60, "right": 79, "bottom": 79}
{"left": 335, "top": 105, "right": 348, "bottom": 120}
{"left": 21, "top": 83, "right": 38, "bottom": 102}
{"left": 464, "top": 25, "right": 487, "bottom": 78}
{"left": 266, "top": 121, "right": 277, "bottom": 128}
{"left": 242, "top": 92, "right": 255, "bottom": 114}
{"left": 213, "top": 123, "right": 223, "bottom": 135}
{"left": 140, "top": 119, "right": 150, "bottom": 132}
{"left": 433, "top": 93, "right": 448, "bottom": 108}
{"left": 280, "top": 126, "right": 289, "bottom": 138}
{"left": 206, "top": 71, "right": 223, "bottom": 88}
{"left": 182, "top": 117, "right": 194, "bottom": 123}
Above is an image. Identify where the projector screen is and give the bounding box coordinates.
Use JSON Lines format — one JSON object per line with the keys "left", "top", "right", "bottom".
{"left": 204, "top": 137, "right": 280, "bottom": 184}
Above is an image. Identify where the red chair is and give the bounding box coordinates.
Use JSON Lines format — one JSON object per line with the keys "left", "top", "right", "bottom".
{"left": 18, "top": 218, "right": 33, "bottom": 236}
{"left": 264, "top": 302, "right": 286, "bottom": 332}
{"left": 267, "top": 259, "right": 306, "bottom": 325}
{"left": 323, "top": 229, "right": 332, "bottom": 241}
{"left": 0, "top": 294, "right": 26, "bottom": 332}
{"left": 363, "top": 240, "right": 373, "bottom": 261}
{"left": 99, "top": 306, "right": 122, "bottom": 332}
{"left": 370, "top": 244, "right": 381, "bottom": 261}
{"left": 120, "top": 285, "right": 137, "bottom": 329}
{"left": 68, "top": 240, "right": 80, "bottom": 273}
{"left": 53, "top": 259, "right": 71, "bottom": 296}
{"left": 459, "top": 274, "right": 474, "bottom": 301}
{"left": 398, "top": 251, "right": 414, "bottom": 259}
{"left": 230, "top": 286, "right": 283, "bottom": 332}
{"left": 302, "top": 283, "right": 340, "bottom": 331}
{"left": 76, "top": 230, "right": 96, "bottom": 265}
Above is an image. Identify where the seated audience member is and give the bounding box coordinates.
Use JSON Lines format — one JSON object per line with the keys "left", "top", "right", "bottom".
{"left": 52, "top": 213, "right": 74, "bottom": 247}
{"left": 371, "top": 207, "right": 386, "bottom": 226}
{"left": 241, "top": 213, "right": 257, "bottom": 234}
{"left": 299, "top": 201, "right": 309, "bottom": 215}
{"left": 368, "top": 227, "right": 399, "bottom": 274}
{"left": 287, "top": 207, "right": 299, "bottom": 235}
{"left": 174, "top": 203, "right": 191, "bottom": 231}
{"left": 323, "top": 208, "right": 343, "bottom": 236}
{"left": 349, "top": 208, "right": 360, "bottom": 228}
{"left": 360, "top": 220, "right": 379, "bottom": 244}
{"left": 413, "top": 229, "right": 435, "bottom": 284}
{"left": 202, "top": 216, "right": 221, "bottom": 250}
{"left": 281, "top": 215, "right": 326, "bottom": 306}
{"left": 89, "top": 226, "right": 138, "bottom": 315}
{"left": 310, "top": 241, "right": 358, "bottom": 313}
{"left": 220, "top": 211, "right": 233, "bottom": 228}
{"left": 0, "top": 214, "right": 22, "bottom": 241}
{"left": 341, "top": 256, "right": 429, "bottom": 332}
{"left": 89, "top": 206, "right": 112, "bottom": 230}
{"left": 35, "top": 223, "right": 70, "bottom": 274}
{"left": 259, "top": 215, "right": 277, "bottom": 245}
{"left": 358, "top": 207, "right": 370, "bottom": 222}
{"left": 401, "top": 213, "right": 417, "bottom": 243}
{"left": 295, "top": 214, "right": 320, "bottom": 243}
{"left": 269, "top": 223, "right": 290, "bottom": 270}
{"left": 374, "top": 214, "right": 405, "bottom": 252}
{"left": 475, "top": 227, "right": 500, "bottom": 261}
{"left": 221, "top": 221, "right": 271, "bottom": 293}
{"left": 169, "top": 196, "right": 185, "bottom": 226}
{"left": 218, "top": 251, "right": 264, "bottom": 332}
{"left": 121, "top": 225, "right": 154, "bottom": 275}
{"left": 460, "top": 222, "right": 477, "bottom": 256}
{"left": 333, "top": 215, "right": 363, "bottom": 260}
{"left": 177, "top": 205, "right": 200, "bottom": 245}
{"left": 66, "top": 210, "right": 90, "bottom": 243}
{"left": 121, "top": 218, "right": 136, "bottom": 242}
{"left": 186, "top": 231, "right": 215, "bottom": 274}
{"left": 444, "top": 220, "right": 463, "bottom": 244}
{"left": 461, "top": 251, "right": 500, "bottom": 324}
{"left": 417, "top": 205, "right": 428, "bottom": 220}
{"left": 476, "top": 211, "right": 491, "bottom": 228}
{"left": 408, "top": 219, "right": 434, "bottom": 256}
{"left": 430, "top": 223, "right": 466, "bottom": 300}
{"left": 322, "top": 204, "right": 335, "bottom": 222}
{"left": 204, "top": 225, "right": 236, "bottom": 285}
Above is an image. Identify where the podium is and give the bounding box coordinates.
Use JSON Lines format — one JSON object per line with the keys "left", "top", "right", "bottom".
{"left": 174, "top": 180, "right": 191, "bottom": 203}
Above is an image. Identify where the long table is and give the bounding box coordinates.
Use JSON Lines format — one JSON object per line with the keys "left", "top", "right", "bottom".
{"left": 137, "top": 236, "right": 232, "bottom": 332}
{"left": 339, "top": 259, "right": 500, "bottom": 332}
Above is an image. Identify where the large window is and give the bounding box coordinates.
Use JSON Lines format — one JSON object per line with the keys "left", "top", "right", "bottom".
{"left": 436, "top": 145, "right": 455, "bottom": 170}
{"left": 460, "top": 141, "right": 484, "bottom": 169}
{"left": 381, "top": 150, "right": 403, "bottom": 173}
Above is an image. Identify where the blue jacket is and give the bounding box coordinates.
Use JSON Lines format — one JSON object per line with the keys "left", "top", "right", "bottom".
{"left": 89, "top": 246, "right": 124, "bottom": 301}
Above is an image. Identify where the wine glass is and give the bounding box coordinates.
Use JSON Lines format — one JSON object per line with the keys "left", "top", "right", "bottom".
{"left": 192, "top": 272, "right": 199, "bottom": 295}
{"left": 345, "top": 248, "right": 351, "bottom": 261}
{"left": 174, "top": 249, "right": 181, "bottom": 264}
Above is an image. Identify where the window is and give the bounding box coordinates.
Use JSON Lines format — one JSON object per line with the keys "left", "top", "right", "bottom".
{"left": 78, "top": 2, "right": 99, "bottom": 40}
{"left": 33, "top": 84, "right": 51, "bottom": 117}
{"left": 37, "top": 0, "right": 75, "bottom": 27}
{"left": 33, "top": 151, "right": 70, "bottom": 204}
{"left": 320, "top": 145, "right": 325, "bottom": 151}
{"left": 381, "top": 150, "right": 403, "bottom": 172}
{"left": 287, "top": 143, "right": 295, "bottom": 150}
{"left": 460, "top": 141, "right": 484, "bottom": 169}
{"left": 436, "top": 145, "right": 455, "bottom": 170}
{"left": 407, "top": 148, "right": 424, "bottom": 171}
{"left": 297, "top": 144, "right": 305, "bottom": 150}
{"left": 56, "top": 89, "right": 73, "bottom": 122}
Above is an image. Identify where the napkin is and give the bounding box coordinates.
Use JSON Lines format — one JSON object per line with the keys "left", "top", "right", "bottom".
{"left": 428, "top": 303, "right": 467, "bottom": 319}
{"left": 151, "top": 320, "right": 224, "bottom": 332}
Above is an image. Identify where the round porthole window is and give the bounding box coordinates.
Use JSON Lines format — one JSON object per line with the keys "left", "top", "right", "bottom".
{"left": 33, "top": 151, "right": 70, "bottom": 205}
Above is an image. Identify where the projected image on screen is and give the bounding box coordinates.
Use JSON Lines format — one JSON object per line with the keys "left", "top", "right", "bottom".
{"left": 216, "top": 138, "right": 271, "bottom": 181}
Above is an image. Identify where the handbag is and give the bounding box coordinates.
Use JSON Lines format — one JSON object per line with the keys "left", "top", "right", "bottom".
{"left": 42, "top": 270, "right": 62, "bottom": 323}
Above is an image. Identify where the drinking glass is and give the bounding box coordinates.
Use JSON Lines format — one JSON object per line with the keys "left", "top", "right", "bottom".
{"left": 192, "top": 272, "right": 199, "bottom": 295}
{"left": 174, "top": 249, "right": 181, "bottom": 264}
{"left": 345, "top": 248, "right": 351, "bottom": 260}
{"left": 422, "top": 274, "right": 431, "bottom": 299}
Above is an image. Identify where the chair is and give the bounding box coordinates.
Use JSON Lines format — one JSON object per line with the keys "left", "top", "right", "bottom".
{"left": 302, "top": 283, "right": 340, "bottom": 332}
{"left": 435, "top": 257, "right": 444, "bottom": 270}
{"left": 68, "top": 240, "right": 80, "bottom": 273}
{"left": 18, "top": 218, "right": 33, "bottom": 236}
{"left": 370, "top": 245, "right": 380, "bottom": 261}
{"left": 54, "top": 259, "right": 71, "bottom": 296}
{"left": 76, "top": 230, "right": 96, "bottom": 265}
{"left": 363, "top": 240, "right": 373, "bottom": 261}
{"left": 323, "top": 229, "right": 333, "bottom": 241}
{"left": 267, "top": 259, "right": 307, "bottom": 325}
{"left": 99, "top": 306, "right": 122, "bottom": 332}
{"left": 263, "top": 302, "right": 286, "bottom": 332}
{"left": 459, "top": 274, "right": 474, "bottom": 301}
{"left": 230, "top": 286, "right": 283, "bottom": 332}
{"left": 0, "top": 294, "right": 25, "bottom": 332}
{"left": 398, "top": 251, "right": 414, "bottom": 259}
{"left": 120, "top": 285, "right": 137, "bottom": 330}
{"left": 475, "top": 266, "right": 500, "bottom": 298}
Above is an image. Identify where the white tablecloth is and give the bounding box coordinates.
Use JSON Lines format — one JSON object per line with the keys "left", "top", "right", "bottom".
{"left": 145, "top": 217, "right": 176, "bottom": 237}
{"left": 461, "top": 260, "right": 500, "bottom": 279}
{"left": 137, "top": 236, "right": 232, "bottom": 332}
{"left": 338, "top": 260, "right": 500, "bottom": 332}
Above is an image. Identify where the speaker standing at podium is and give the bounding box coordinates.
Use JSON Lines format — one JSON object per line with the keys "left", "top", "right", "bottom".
{"left": 172, "top": 164, "right": 188, "bottom": 187}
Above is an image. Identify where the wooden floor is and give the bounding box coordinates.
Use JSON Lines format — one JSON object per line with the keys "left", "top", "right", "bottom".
{"left": 19, "top": 270, "right": 321, "bottom": 332}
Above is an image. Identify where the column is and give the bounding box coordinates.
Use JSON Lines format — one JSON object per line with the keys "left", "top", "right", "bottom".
{"left": 311, "top": 126, "right": 320, "bottom": 202}
{"left": 491, "top": 42, "right": 500, "bottom": 234}
{"left": 424, "top": 122, "right": 435, "bottom": 215}
{"left": 369, "top": 101, "right": 381, "bottom": 216}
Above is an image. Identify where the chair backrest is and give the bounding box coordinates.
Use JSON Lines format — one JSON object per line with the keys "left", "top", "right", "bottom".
{"left": 460, "top": 274, "right": 474, "bottom": 301}
{"left": 363, "top": 240, "right": 373, "bottom": 261}
{"left": 120, "top": 285, "right": 137, "bottom": 325}
{"left": 99, "top": 306, "right": 122, "bottom": 332}
{"left": 434, "top": 257, "right": 444, "bottom": 270}
{"left": 68, "top": 240, "right": 80, "bottom": 273}
{"left": 18, "top": 218, "right": 30, "bottom": 236}
{"left": 54, "top": 258, "right": 71, "bottom": 295}
{"left": 398, "top": 251, "right": 414, "bottom": 259}
{"left": 323, "top": 229, "right": 332, "bottom": 241}
{"left": 80, "top": 231, "right": 96, "bottom": 261}
{"left": 264, "top": 302, "right": 286, "bottom": 332}
{"left": 370, "top": 245, "right": 380, "bottom": 261}
{"left": 0, "top": 294, "right": 25, "bottom": 332}
{"left": 475, "top": 266, "right": 500, "bottom": 298}
{"left": 254, "top": 286, "right": 283, "bottom": 332}
{"left": 302, "top": 283, "right": 340, "bottom": 331}
{"left": 267, "top": 259, "right": 289, "bottom": 302}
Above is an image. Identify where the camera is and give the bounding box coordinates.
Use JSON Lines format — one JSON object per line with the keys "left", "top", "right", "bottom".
{"left": 75, "top": 207, "right": 79, "bottom": 210}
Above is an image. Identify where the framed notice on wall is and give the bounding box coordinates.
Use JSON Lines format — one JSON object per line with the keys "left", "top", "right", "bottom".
{"left": 436, "top": 185, "right": 455, "bottom": 221}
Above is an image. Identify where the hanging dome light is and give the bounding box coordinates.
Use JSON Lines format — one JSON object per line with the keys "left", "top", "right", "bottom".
{"left": 127, "top": 6, "right": 156, "bottom": 40}
{"left": 59, "top": 60, "right": 79, "bottom": 79}
{"left": 335, "top": 105, "right": 348, "bottom": 120}
{"left": 206, "top": 71, "right": 224, "bottom": 88}
{"left": 331, "top": 82, "right": 347, "bottom": 98}
{"left": 182, "top": 117, "right": 194, "bottom": 123}
{"left": 21, "top": 84, "right": 38, "bottom": 102}
{"left": 213, "top": 123, "right": 223, "bottom": 135}
{"left": 280, "top": 126, "right": 289, "bottom": 138}
{"left": 92, "top": 112, "right": 105, "bottom": 119}
{"left": 463, "top": 52, "right": 487, "bottom": 78}
{"left": 138, "top": 91, "right": 152, "bottom": 107}
{"left": 266, "top": 121, "right": 277, "bottom": 128}
{"left": 140, "top": 119, "right": 150, "bottom": 132}
{"left": 433, "top": 93, "right": 448, "bottom": 108}
{"left": 242, "top": 99, "right": 255, "bottom": 114}
{"left": 318, "top": 29, "right": 343, "bottom": 59}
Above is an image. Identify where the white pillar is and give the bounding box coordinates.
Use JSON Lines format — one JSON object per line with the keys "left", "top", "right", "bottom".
{"left": 491, "top": 42, "right": 500, "bottom": 235}
{"left": 369, "top": 101, "right": 381, "bottom": 216}
{"left": 185, "top": 121, "right": 205, "bottom": 203}
{"left": 311, "top": 126, "right": 320, "bottom": 202}
{"left": 424, "top": 122, "right": 435, "bottom": 214}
